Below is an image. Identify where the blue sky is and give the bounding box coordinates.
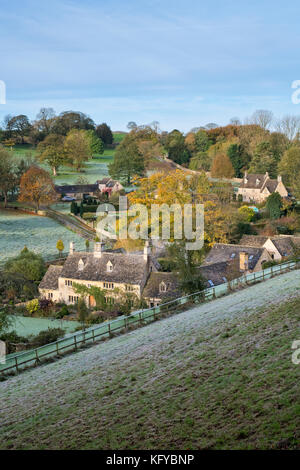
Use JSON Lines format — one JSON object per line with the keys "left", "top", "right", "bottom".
{"left": 0, "top": 0, "right": 300, "bottom": 131}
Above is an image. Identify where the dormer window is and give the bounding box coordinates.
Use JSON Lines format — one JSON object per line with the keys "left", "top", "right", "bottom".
{"left": 256, "top": 178, "right": 260, "bottom": 186}
{"left": 159, "top": 282, "right": 167, "bottom": 293}
{"left": 78, "top": 259, "right": 84, "bottom": 271}
{"left": 106, "top": 260, "right": 113, "bottom": 272}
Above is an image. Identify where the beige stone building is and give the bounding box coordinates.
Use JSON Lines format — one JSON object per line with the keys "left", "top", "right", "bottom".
{"left": 39, "top": 241, "right": 179, "bottom": 308}
{"left": 203, "top": 243, "right": 273, "bottom": 282}
{"left": 237, "top": 172, "right": 288, "bottom": 203}
{"left": 239, "top": 234, "right": 299, "bottom": 261}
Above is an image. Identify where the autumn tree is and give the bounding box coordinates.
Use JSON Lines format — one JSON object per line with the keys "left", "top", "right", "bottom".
{"left": 211, "top": 153, "right": 235, "bottom": 178}
{"left": 278, "top": 146, "right": 300, "bottom": 197}
{"left": 64, "top": 129, "right": 92, "bottom": 171}
{"left": 19, "top": 166, "right": 57, "bottom": 210}
{"left": 56, "top": 240, "right": 64, "bottom": 257}
{"left": 37, "top": 134, "right": 65, "bottom": 176}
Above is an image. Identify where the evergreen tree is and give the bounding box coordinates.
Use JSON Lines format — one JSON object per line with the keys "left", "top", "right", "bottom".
{"left": 95, "top": 123, "right": 113, "bottom": 145}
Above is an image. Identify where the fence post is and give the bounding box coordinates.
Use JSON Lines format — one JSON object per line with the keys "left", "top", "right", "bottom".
{"left": 35, "top": 349, "right": 40, "bottom": 365}
{"left": 15, "top": 357, "right": 19, "bottom": 373}
{"left": 74, "top": 336, "right": 77, "bottom": 351}
{"left": 92, "top": 329, "right": 95, "bottom": 342}
{"left": 56, "top": 342, "right": 59, "bottom": 356}
{"left": 139, "top": 311, "right": 142, "bottom": 325}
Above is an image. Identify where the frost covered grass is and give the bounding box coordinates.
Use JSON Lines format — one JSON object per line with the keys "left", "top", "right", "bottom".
{"left": 7, "top": 316, "right": 80, "bottom": 338}
{"left": 0, "top": 209, "right": 86, "bottom": 264}
{"left": 0, "top": 270, "right": 299, "bottom": 450}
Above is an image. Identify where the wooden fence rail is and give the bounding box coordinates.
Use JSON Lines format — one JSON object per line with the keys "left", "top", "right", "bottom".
{"left": 0, "top": 259, "right": 298, "bottom": 377}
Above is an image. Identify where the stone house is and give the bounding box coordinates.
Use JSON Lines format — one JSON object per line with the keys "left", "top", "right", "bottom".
{"left": 39, "top": 241, "right": 160, "bottom": 307}
{"left": 237, "top": 172, "right": 288, "bottom": 203}
{"left": 239, "top": 234, "right": 299, "bottom": 261}
{"left": 97, "top": 178, "right": 124, "bottom": 196}
{"left": 142, "top": 272, "right": 180, "bottom": 308}
{"left": 203, "top": 243, "right": 272, "bottom": 275}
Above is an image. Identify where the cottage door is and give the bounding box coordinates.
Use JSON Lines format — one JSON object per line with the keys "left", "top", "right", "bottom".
{"left": 89, "top": 295, "right": 96, "bottom": 307}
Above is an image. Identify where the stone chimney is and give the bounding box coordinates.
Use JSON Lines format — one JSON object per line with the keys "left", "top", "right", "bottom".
{"left": 144, "top": 240, "right": 152, "bottom": 261}
{"left": 94, "top": 241, "right": 105, "bottom": 258}
{"left": 70, "top": 241, "right": 75, "bottom": 255}
{"left": 277, "top": 175, "right": 282, "bottom": 183}
{"left": 239, "top": 252, "right": 249, "bottom": 271}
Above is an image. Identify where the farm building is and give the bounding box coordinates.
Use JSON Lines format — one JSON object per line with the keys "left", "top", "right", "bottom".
{"left": 55, "top": 184, "right": 98, "bottom": 200}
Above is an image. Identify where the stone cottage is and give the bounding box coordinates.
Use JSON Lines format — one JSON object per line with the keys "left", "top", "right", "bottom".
{"left": 39, "top": 241, "right": 161, "bottom": 307}
{"left": 237, "top": 172, "right": 288, "bottom": 203}
{"left": 239, "top": 234, "right": 299, "bottom": 261}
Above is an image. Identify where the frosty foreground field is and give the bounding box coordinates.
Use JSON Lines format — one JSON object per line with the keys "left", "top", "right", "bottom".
{"left": 0, "top": 270, "right": 300, "bottom": 449}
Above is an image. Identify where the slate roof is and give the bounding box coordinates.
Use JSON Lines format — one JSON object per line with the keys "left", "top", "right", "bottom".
{"left": 198, "top": 261, "right": 231, "bottom": 287}
{"left": 143, "top": 272, "right": 180, "bottom": 300}
{"left": 239, "top": 235, "right": 269, "bottom": 247}
{"left": 239, "top": 174, "right": 267, "bottom": 189}
{"left": 60, "top": 251, "right": 151, "bottom": 285}
{"left": 239, "top": 235, "right": 295, "bottom": 257}
{"left": 39, "top": 265, "right": 63, "bottom": 290}
{"left": 97, "top": 178, "right": 111, "bottom": 185}
{"left": 239, "top": 173, "right": 279, "bottom": 193}
{"left": 204, "top": 243, "right": 266, "bottom": 270}
{"left": 271, "top": 238, "right": 294, "bottom": 257}
{"left": 55, "top": 184, "right": 98, "bottom": 194}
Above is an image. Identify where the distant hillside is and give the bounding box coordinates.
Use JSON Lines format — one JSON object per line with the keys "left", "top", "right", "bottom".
{"left": 0, "top": 270, "right": 299, "bottom": 450}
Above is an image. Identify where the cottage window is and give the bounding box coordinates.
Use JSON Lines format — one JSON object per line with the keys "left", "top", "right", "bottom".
{"left": 78, "top": 259, "right": 84, "bottom": 271}
{"left": 159, "top": 282, "right": 167, "bottom": 293}
{"left": 230, "top": 253, "right": 236, "bottom": 259}
{"left": 208, "top": 280, "right": 214, "bottom": 287}
{"left": 65, "top": 280, "right": 73, "bottom": 286}
{"left": 106, "top": 261, "right": 113, "bottom": 272}
{"left": 103, "top": 282, "right": 114, "bottom": 289}
{"left": 48, "top": 292, "right": 53, "bottom": 299}
{"left": 68, "top": 295, "right": 79, "bottom": 304}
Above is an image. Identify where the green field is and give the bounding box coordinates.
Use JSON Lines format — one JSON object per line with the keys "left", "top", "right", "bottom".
{"left": 0, "top": 270, "right": 299, "bottom": 449}
{"left": 12, "top": 145, "right": 115, "bottom": 185}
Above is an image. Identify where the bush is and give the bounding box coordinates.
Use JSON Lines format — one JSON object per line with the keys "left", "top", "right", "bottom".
{"left": 32, "top": 328, "right": 65, "bottom": 347}
{"left": 0, "top": 331, "right": 28, "bottom": 354}
{"left": 26, "top": 299, "right": 40, "bottom": 316}
{"left": 56, "top": 305, "right": 69, "bottom": 319}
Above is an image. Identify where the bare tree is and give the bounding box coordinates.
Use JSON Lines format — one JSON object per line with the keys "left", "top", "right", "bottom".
{"left": 250, "top": 109, "right": 273, "bottom": 130}
{"left": 275, "top": 115, "right": 300, "bottom": 141}
{"left": 230, "top": 117, "right": 241, "bottom": 126}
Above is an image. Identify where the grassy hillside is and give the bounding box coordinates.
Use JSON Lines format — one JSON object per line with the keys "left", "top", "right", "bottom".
{"left": 0, "top": 270, "right": 299, "bottom": 450}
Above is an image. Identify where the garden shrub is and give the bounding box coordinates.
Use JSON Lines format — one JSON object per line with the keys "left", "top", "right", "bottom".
{"left": 32, "top": 328, "right": 65, "bottom": 346}
{"left": 26, "top": 299, "right": 40, "bottom": 316}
